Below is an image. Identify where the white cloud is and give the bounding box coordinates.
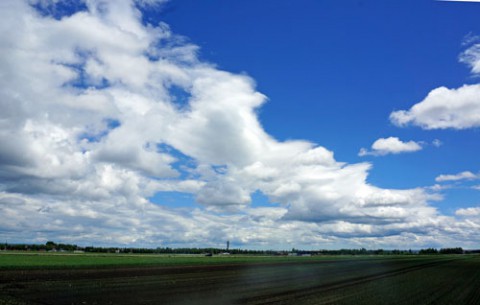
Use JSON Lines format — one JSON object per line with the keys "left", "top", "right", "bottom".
{"left": 460, "top": 41, "right": 480, "bottom": 74}
{"left": 426, "top": 184, "right": 452, "bottom": 191}
{"left": 455, "top": 207, "right": 480, "bottom": 217}
{"left": 390, "top": 85, "right": 480, "bottom": 129}
{"left": 435, "top": 171, "right": 478, "bottom": 182}
{"left": 0, "top": 0, "right": 478, "bottom": 249}
{"left": 359, "top": 137, "right": 422, "bottom": 156}
{"left": 390, "top": 36, "right": 480, "bottom": 130}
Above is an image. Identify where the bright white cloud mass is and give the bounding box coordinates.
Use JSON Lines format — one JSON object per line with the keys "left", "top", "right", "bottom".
{"left": 390, "top": 84, "right": 480, "bottom": 129}
{"left": 390, "top": 39, "right": 480, "bottom": 130}
{"left": 1, "top": 0, "right": 479, "bottom": 249}
{"left": 359, "top": 137, "right": 423, "bottom": 157}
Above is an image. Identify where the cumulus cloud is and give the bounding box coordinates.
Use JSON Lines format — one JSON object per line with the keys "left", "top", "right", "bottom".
{"left": 359, "top": 137, "right": 422, "bottom": 157}
{"left": 391, "top": 39, "right": 480, "bottom": 130}
{"left": 0, "top": 0, "right": 477, "bottom": 248}
{"left": 456, "top": 207, "right": 480, "bottom": 217}
{"left": 435, "top": 171, "right": 478, "bottom": 182}
{"left": 390, "top": 85, "right": 480, "bottom": 129}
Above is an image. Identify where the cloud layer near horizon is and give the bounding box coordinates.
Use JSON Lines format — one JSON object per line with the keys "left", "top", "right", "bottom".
{"left": 0, "top": 0, "right": 479, "bottom": 249}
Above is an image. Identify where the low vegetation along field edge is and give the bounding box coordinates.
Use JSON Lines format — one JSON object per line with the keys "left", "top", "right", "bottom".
{"left": 0, "top": 251, "right": 441, "bottom": 269}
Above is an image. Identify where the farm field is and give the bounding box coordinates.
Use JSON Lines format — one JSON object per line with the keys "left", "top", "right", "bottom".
{"left": 1, "top": 253, "right": 479, "bottom": 305}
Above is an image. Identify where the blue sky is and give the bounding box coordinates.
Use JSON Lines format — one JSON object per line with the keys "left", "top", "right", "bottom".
{"left": 0, "top": 0, "right": 480, "bottom": 250}
{"left": 157, "top": 0, "right": 480, "bottom": 212}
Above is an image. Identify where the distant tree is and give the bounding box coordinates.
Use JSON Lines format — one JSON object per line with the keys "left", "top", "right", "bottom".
{"left": 440, "top": 247, "right": 463, "bottom": 254}
{"left": 45, "top": 241, "right": 56, "bottom": 251}
{"left": 419, "top": 248, "right": 438, "bottom": 254}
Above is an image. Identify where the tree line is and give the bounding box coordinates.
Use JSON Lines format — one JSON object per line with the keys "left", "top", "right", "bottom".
{"left": 1, "top": 241, "right": 473, "bottom": 255}
{"left": 418, "top": 247, "right": 465, "bottom": 255}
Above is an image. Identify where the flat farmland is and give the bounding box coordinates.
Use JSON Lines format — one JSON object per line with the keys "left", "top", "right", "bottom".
{"left": 1, "top": 253, "right": 479, "bottom": 305}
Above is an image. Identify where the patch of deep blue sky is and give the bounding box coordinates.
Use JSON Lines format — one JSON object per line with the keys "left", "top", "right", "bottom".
{"left": 31, "top": 0, "right": 87, "bottom": 19}
{"left": 33, "top": 1, "right": 480, "bottom": 213}
{"left": 61, "top": 49, "right": 111, "bottom": 91}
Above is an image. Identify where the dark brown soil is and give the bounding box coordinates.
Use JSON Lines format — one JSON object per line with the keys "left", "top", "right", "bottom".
{"left": 1, "top": 257, "right": 478, "bottom": 305}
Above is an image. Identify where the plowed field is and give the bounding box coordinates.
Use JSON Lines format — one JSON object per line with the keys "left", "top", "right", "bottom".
{"left": 1, "top": 255, "right": 479, "bottom": 305}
